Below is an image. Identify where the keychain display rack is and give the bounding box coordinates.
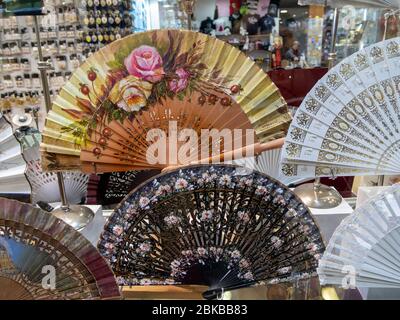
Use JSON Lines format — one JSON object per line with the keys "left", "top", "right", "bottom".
{"left": 80, "top": 0, "right": 133, "bottom": 56}
{"left": 0, "top": 1, "right": 84, "bottom": 129}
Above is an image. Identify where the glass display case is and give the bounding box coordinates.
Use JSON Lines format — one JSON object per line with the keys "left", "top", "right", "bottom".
{"left": 335, "top": 7, "right": 388, "bottom": 61}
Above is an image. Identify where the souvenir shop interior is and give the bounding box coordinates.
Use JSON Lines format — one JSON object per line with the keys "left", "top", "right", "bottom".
{"left": 1, "top": 0, "right": 400, "bottom": 300}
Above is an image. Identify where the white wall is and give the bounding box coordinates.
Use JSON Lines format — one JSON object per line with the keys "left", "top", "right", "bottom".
{"left": 194, "top": 0, "right": 217, "bottom": 22}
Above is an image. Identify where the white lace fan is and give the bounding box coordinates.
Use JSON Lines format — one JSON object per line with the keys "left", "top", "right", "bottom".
{"left": 318, "top": 184, "right": 400, "bottom": 288}
{"left": 230, "top": 148, "right": 310, "bottom": 186}
{"left": 23, "top": 136, "right": 90, "bottom": 205}
{"left": 281, "top": 37, "right": 400, "bottom": 178}
{"left": 0, "top": 115, "right": 30, "bottom": 195}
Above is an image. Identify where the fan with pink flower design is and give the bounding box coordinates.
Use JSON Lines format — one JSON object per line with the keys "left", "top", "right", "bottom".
{"left": 98, "top": 164, "right": 325, "bottom": 299}
{"left": 41, "top": 30, "right": 290, "bottom": 173}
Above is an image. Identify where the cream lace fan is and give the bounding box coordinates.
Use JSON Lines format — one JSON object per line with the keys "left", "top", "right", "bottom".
{"left": 41, "top": 29, "right": 291, "bottom": 173}
{"left": 318, "top": 184, "right": 400, "bottom": 288}
{"left": 0, "top": 198, "right": 121, "bottom": 300}
{"left": 281, "top": 37, "right": 400, "bottom": 178}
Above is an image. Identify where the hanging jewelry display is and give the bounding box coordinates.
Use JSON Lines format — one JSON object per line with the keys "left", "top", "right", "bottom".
{"left": 0, "top": 2, "right": 84, "bottom": 128}
{"left": 80, "top": 0, "right": 133, "bottom": 57}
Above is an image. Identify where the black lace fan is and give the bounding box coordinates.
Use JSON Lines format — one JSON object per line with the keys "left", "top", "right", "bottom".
{"left": 96, "top": 170, "right": 160, "bottom": 205}
{"left": 98, "top": 165, "right": 325, "bottom": 299}
{"left": 0, "top": 198, "right": 121, "bottom": 300}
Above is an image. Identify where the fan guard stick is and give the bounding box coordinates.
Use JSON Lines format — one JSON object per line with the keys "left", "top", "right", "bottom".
{"left": 292, "top": 7, "right": 342, "bottom": 209}
{"left": 33, "top": 16, "right": 94, "bottom": 230}
{"left": 327, "top": 8, "right": 340, "bottom": 69}
{"left": 162, "top": 138, "right": 285, "bottom": 172}
{"left": 182, "top": 0, "right": 197, "bottom": 31}
{"left": 190, "top": 138, "right": 286, "bottom": 164}
{"left": 33, "top": 16, "right": 68, "bottom": 208}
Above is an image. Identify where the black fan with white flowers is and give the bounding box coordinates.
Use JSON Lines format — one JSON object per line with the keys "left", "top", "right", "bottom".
{"left": 98, "top": 164, "right": 325, "bottom": 299}
{"left": 96, "top": 170, "right": 160, "bottom": 205}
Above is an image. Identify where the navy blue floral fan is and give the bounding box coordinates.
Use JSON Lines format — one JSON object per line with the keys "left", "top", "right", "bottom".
{"left": 98, "top": 164, "right": 325, "bottom": 299}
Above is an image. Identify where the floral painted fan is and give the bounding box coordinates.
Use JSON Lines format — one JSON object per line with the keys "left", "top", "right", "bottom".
{"left": 318, "top": 184, "right": 400, "bottom": 288}
{"left": 98, "top": 164, "right": 325, "bottom": 298}
{"left": 41, "top": 29, "right": 291, "bottom": 173}
{"left": 96, "top": 170, "right": 160, "bottom": 205}
{"left": 0, "top": 198, "right": 121, "bottom": 300}
{"left": 281, "top": 37, "right": 400, "bottom": 178}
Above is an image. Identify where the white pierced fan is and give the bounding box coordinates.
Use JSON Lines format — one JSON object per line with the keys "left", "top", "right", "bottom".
{"left": 281, "top": 37, "right": 400, "bottom": 178}
{"left": 318, "top": 184, "right": 400, "bottom": 288}
{"left": 230, "top": 148, "right": 310, "bottom": 186}
{"left": 0, "top": 115, "right": 30, "bottom": 195}
{"left": 24, "top": 142, "right": 90, "bottom": 205}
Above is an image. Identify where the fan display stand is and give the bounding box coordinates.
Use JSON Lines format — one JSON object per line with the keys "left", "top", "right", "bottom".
{"left": 291, "top": 7, "right": 342, "bottom": 209}
{"left": 293, "top": 178, "right": 342, "bottom": 209}
{"left": 32, "top": 14, "right": 93, "bottom": 231}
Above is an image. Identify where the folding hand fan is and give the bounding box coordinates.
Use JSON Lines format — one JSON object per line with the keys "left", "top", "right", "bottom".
{"left": 318, "top": 184, "right": 400, "bottom": 288}
{"left": 96, "top": 170, "right": 161, "bottom": 205}
{"left": 41, "top": 29, "right": 291, "bottom": 173}
{"left": 0, "top": 115, "right": 30, "bottom": 195}
{"left": 24, "top": 143, "right": 90, "bottom": 205}
{"left": 14, "top": 127, "right": 41, "bottom": 151}
{"left": 0, "top": 198, "right": 121, "bottom": 300}
{"left": 98, "top": 164, "right": 325, "bottom": 299}
{"left": 281, "top": 37, "right": 400, "bottom": 178}
{"left": 230, "top": 148, "right": 310, "bottom": 186}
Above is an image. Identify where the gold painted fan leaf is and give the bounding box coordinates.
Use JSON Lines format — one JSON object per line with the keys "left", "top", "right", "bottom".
{"left": 42, "top": 30, "right": 290, "bottom": 172}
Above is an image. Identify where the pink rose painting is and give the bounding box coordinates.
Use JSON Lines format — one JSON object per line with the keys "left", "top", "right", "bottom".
{"left": 169, "top": 68, "right": 190, "bottom": 93}
{"left": 63, "top": 30, "right": 236, "bottom": 152}
{"left": 124, "top": 45, "right": 165, "bottom": 83}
